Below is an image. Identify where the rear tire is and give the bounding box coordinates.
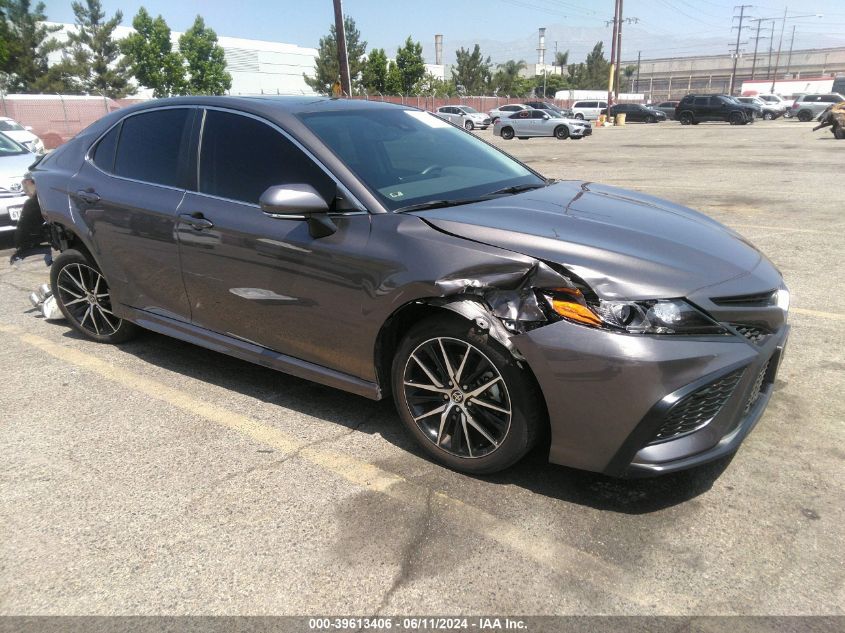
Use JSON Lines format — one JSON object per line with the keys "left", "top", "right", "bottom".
{"left": 50, "top": 249, "right": 140, "bottom": 344}
{"left": 500, "top": 126, "right": 514, "bottom": 140}
{"left": 554, "top": 125, "right": 569, "bottom": 139}
{"left": 679, "top": 112, "right": 694, "bottom": 125}
{"left": 797, "top": 110, "right": 813, "bottom": 122}
{"left": 763, "top": 112, "right": 774, "bottom": 120}
{"left": 574, "top": 113, "right": 584, "bottom": 119}
{"left": 391, "top": 314, "right": 543, "bottom": 474}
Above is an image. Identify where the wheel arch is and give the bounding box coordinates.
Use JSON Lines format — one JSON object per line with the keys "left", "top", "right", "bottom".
{"left": 48, "top": 222, "right": 101, "bottom": 269}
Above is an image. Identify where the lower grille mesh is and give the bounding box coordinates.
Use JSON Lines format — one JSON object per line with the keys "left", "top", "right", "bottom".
{"left": 651, "top": 369, "right": 744, "bottom": 443}
{"left": 731, "top": 323, "right": 771, "bottom": 344}
{"left": 744, "top": 359, "right": 771, "bottom": 413}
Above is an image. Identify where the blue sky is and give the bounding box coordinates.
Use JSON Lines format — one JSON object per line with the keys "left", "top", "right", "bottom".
{"left": 43, "top": 0, "right": 845, "bottom": 63}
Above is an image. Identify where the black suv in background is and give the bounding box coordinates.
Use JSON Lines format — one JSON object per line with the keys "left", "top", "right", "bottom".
{"left": 675, "top": 94, "right": 758, "bottom": 125}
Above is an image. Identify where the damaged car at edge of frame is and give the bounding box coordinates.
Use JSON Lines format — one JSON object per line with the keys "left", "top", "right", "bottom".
{"left": 28, "top": 97, "right": 790, "bottom": 477}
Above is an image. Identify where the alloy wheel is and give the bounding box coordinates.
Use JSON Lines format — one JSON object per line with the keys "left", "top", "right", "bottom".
{"left": 55, "top": 262, "right": 121, "bottom": 336}
{"left": 402, "top": 337, "right": 511, "bottom": 459}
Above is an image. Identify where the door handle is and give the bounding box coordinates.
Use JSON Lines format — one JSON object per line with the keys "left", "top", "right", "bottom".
{"left": 75, "top": 189, "right": 100, "bottom": 204}
{"left": 179, "top": 212, "right": 214, "bottom": 230}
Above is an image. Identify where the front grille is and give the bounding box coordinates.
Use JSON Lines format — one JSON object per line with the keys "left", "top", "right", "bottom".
{"left": 744, "top": 359, "right": 771, "bottom": 413}
{"left": 731, "top": 323, "right": 771, "bottom": 344}
{"left": 650, "top": 368, "right": 744, "bottom": 443}
{"left": 711, "top": 290, "right": 777, "bottom": 307}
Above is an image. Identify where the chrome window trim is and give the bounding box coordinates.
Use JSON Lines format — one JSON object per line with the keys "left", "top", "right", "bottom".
{"left": 197, "top": 105, "right": 367, "bottom": 214}
{"left": 84, "top": 105, "right": 197, "bottom": 193}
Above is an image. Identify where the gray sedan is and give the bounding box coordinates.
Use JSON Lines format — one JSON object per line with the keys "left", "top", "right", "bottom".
{"left": 493, "top": 108, "right": 591, "bottom": 140}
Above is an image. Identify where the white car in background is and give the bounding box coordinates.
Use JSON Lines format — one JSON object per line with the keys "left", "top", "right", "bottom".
{"left": 0, "top": 116, "right": 45, "bottom": 154}
{"left": 434, "top": 106, "right": 491, "bottom": 130}
{"left": 570, "top": 100, "right": 608, "bottom": 120}
{"left": 0, "top": 132, "right": 37, "bottom": 232}
{"left": 487, "top": 103, "right": 531, "bottom": 123}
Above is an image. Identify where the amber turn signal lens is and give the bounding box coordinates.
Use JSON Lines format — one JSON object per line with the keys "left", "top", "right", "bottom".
{"left": 551, "top": 298, "right": 602, "bottom": 327}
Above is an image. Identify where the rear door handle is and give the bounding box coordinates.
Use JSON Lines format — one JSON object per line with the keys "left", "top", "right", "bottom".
{"left": 75, "top": 189, "right": 100, "bottom": 204}
{"left": 179, "top": 212, "right": 214, "bottom": 230}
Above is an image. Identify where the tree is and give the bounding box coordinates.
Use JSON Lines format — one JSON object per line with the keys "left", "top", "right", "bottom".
{"left": 452, "top": 44, "right": 491, "bottom": 95}
{"left": 583, "top": 41, "right": 610, "bottom": 90}
{"left": 120, "top": 8, "right": 185, "bottom": 97}
{"left": 361, "top": 48, "right": 387, "bottom": 94}
{"left": 491, "top": 59, "right": 525, "bottom": 96}
{"left": 303, "top": 16, "right": 366, "bottom": 95}
{"left": 0, "top": 0, "right": 62, "bottom": 92}
{"left": 534, "top": 73, "right": 564, "bottom": 98}
{"left": 621, "top": 64, "right": 636, "bottom": 92}
{"left": 395, "top": 36, "right": 425, "bottom": 95}
{"left": 384, "top": 61, "right": 402, "bottom": 95}
{"left": 64, "top": 0, "right": 133, "bottom": 97}
{"left": 178, "top": 16, "right": 231, "bottom": 95}
{"left": 554, "top": 50, "right": 569, "bottom": 67}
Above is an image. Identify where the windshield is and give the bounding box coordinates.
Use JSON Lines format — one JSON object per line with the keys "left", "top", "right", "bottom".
{"left": 459, "top": 107, "right": 478, "bottom": 114}
{"left": 0, "top": 120, "right": 24, "bottom": 132}
{"left": 300, "top": 108, "right": 544, "bottom": 211}
{"left": 0, "top": 132, "right": 27, "bottom": 156}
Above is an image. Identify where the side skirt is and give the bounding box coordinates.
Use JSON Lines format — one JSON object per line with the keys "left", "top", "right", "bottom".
{"left": 120, "top": 305, "right": 383, "bottom": 401}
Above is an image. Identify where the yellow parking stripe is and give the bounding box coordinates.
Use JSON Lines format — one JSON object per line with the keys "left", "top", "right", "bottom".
{"left": 791, "top": 307, "right": 845, "bottom": 321}
{"left": 0, "top": 324, "right": 657, "bottom": 607}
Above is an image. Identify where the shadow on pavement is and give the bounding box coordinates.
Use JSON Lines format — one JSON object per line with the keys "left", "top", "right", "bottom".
{"left": 53, "top": 324, "right": 731, "bottom": 515}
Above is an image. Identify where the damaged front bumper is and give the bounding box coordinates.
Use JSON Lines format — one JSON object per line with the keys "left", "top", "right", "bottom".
{"left": 512, "top": 318, "right": 789, "bottom": 476}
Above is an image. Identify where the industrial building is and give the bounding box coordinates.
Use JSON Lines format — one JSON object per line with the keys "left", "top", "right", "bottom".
{"left": 45, "top": 22, "right": 319, "bottom": 96}
{"left": 623, "top": 46, "right": 845, "bottom": 101}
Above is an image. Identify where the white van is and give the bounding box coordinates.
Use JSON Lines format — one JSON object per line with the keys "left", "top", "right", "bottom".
{"left": 571, "top": 100, "right": 608, "bottom": 120}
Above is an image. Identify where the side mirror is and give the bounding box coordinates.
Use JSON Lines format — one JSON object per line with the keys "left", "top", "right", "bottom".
{"left": 542, "top": 113, "right": 550, "bottom": 119}
{"left": 259, "top": 184, "right": 336, "bottom": 238}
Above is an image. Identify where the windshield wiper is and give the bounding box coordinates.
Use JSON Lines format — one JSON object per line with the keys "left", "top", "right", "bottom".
{"left": 394, "top": 198, "right": 488, "bottom": 213}
{"left": 485, "top": 182, "right": 551, "bottom": 196}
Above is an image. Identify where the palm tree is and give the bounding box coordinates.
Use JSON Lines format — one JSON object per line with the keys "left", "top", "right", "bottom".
{"left": 554, "top": 50, "right": 569, "bottom": 67}
{"left": 494, "top": 59, "right": 527, "bottom": 95}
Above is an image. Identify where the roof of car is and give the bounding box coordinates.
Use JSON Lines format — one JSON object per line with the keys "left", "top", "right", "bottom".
{"left": 119, "top": 95, "right": 411, "bottom": 116}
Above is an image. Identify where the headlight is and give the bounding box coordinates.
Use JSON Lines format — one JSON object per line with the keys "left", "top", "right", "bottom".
{"left": 541, "top": 289, "right": 727, "bottom": 335}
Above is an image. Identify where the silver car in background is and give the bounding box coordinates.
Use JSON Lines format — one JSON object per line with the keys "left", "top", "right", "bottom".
{"left": 487, "top": 103, "right": 531, "bottom": 123}
{"left": 493, "top": 108, "right": 591, "bottom": 140}
{"left": 790, "top": 93, "right": 844, "bottom": 122}
{"left": 0, "top": 131, "right": 36, "bottom": 233}
{"left": 434, "top": 105, "right": 491, "bottom": 130}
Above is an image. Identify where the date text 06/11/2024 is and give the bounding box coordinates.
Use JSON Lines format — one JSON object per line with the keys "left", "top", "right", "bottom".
{"left": 308, "top": 617, "right": 528, "bottom": 630}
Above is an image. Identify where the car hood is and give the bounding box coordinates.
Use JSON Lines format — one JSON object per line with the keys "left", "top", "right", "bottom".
{"left": 411, "top": 181, "right": 771, "bottom": 299}
{"left": 2, "top": 130, "right": 37, "bottom": 144}
{"left": 0, "top": 152, "right": 37, "bottom": 182}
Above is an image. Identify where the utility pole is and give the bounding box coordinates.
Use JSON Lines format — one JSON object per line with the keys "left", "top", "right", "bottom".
{"left": 333, "top": 0, "right": 351, "bottom": 97}
{"left": 749, "top": 18, "right": 770, "bottom": 80}
{"left": 607, "top": 0, "right": 620, "bottom": 108}
{"left": 785, "top": 25, "right": 796, "bottom": 77}
{"left": 767, "top": 21, "right": 775, "bottom": 79}
{"left": 635, "top": 50, "right": 641, "bottom": 94}
{"left": 615, "top": 0, "right": 624, "bottom": 102}
{"left": 729, "top": 5, "right": 752, "bottom": 95}
{"left": 770, "top": 7, "right": 788, "bottom": 93}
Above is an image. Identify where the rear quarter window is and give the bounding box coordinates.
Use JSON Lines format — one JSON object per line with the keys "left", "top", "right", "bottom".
{"left": 113, "top": 108, "right": 192, "bottom": 188}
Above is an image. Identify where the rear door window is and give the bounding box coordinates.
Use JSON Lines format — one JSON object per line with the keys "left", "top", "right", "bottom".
{"left": 113, "top": 108, "right": 192, "bottom": 188}
{"left": 198, "top": 109, "right": 334, "bottom": 206}
{"left": 92, "top": 122, "right": 121, "bottom": 173}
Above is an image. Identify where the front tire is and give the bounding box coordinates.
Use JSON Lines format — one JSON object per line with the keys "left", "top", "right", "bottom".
{"left": 50, "top": 249, "right": 139, "bottom": 344}
{"left": 464, "top": 120, "right": 474, "bottom": 131}
{"left": 554, "top": 125, "right": 569, "bottom": 139}
{"left": 500, "top": 126, "right": 514, "bottom": 140}
{"left": 392, "top": 314, "right": 543, "bottom": 474}
{"left": 679, "top": 112, "right": 694, "bottom": 125}
{"left": 763, "top": 112, "right": 774, "bottom": 120}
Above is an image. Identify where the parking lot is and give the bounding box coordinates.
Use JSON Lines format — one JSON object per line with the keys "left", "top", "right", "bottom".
{"left": 1, "top": 118, "right": 843, "bottom": 617}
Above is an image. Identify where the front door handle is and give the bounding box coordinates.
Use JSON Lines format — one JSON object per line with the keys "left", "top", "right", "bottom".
{"left": 75, "top": 189, "right": 100, "bottom": 204}
{"left": 179, "top": 213, "right": 214, "bottom": 230}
